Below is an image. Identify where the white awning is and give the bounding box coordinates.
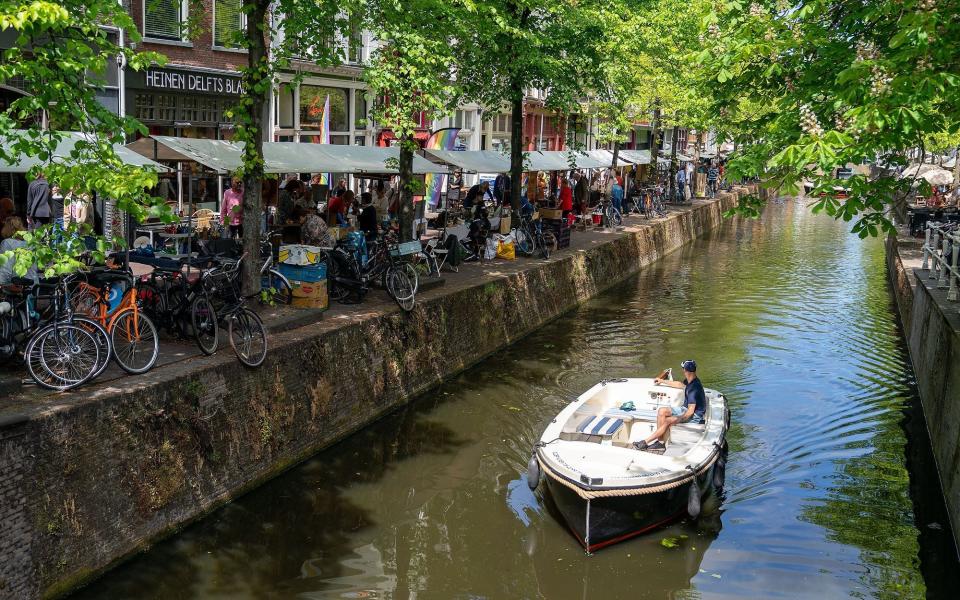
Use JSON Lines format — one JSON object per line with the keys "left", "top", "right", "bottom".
{"left": 133, "top": 136, "right": 448, "bottom": 175}
{"left": 0, "top": 131, "right": 168, "bottom": 173}
{"left": 426, "top": 148, "right": 618, "bottom": 172}
{"left": 586, "top": 149, "right": 633, "bottom": 168}
{"left": 424, "top": 150, "right": 512, "bottom": 173}
{"left": 618, "top": 150, "right": 651, "bottom": 165}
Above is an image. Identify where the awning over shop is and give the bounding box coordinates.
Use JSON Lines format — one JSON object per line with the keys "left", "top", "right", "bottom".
{"left": 586, "top": 149, "right": 633, "bottom": 168}
{"left": 424, "top": 149, "right": 511, "bottom": 173}
{"left": 618, "top": 150, "right": 651, "bottom": 165}
{"left": 426, "top": 148, "right": 627, "bottom": 172}
{"left": 0, "top": 131, "right": 168, "bottom": 172}
{"left": 133, "top": 136, "right": 448, "bottom": 175}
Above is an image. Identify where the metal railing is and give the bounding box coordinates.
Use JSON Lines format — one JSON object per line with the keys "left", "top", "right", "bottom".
{"left": 921, "top": 222, "right": 960, "bottom": 304}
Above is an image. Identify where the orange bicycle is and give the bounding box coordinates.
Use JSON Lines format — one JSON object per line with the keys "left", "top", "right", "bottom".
{"left": 71, "top": 269, "right": 160, "bottom": 374}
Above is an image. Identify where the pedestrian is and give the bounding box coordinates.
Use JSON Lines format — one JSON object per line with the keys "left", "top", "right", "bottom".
{"left": 676, "top": 167, "right": 687, "bottom": 203}
{"left": 64, "top": 191, "right": 90, "bottom": 231}
{"left": 685, "top": 162, "right": 695, "bottom": 199}
{"left": 26, "top": 172, "right": 51, "bottom": 230}
{"left": 493, "top": 173, "right": 507, "bottom": 207}
{"left": 0, "top": 196, "right": 13, "bottom": 222}
{"left": 327, "top": 189, "right": 350, "bottom": 227}
{"left": 558, "top": 178, "right": 573, "bottom": 220}
{"left": 372, "top": 180, "right": 392, "bottom": 220}
{"left": 221, "top": 178, "right": 244, "bottom": 239}
{"left": 0, "top": 217, "right": 37, "bottom": 284}
{"left": 574, "top": 172, "right": 589, "bottom": 215}
{"left": 334, "top": 178, "right": 347, "bottom": 198}
{"left": 707, "top": 162, "right": 719, "bottom": 198}
{"left": 50, "top": 184, "right": 66, "bottom": 237}
{"left": 611, "top": 176, "right": 624, "bottom": 215}
{"left": 358, "top": 193, "right": 379, "bottom": 242}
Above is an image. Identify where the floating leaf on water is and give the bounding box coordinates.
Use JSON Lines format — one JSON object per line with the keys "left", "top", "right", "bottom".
{"left": 659, "top": 328, "right": 670, "bottom": 332}
{"left": 660, "top": 536, "right": 680, "bottom": 548}
{"left": 711, "top": 573, "right": 722, "bottom": 579}
{"left": 507, "top": 406, "right": 522, "bottom": 411}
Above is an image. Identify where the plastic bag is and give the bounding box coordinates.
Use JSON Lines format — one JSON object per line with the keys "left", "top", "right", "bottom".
{"left": 496, "top": 240, "right": 516, "bottom": 260}
{"left": 484, "top": 239, "right": 497, "bottom": 261}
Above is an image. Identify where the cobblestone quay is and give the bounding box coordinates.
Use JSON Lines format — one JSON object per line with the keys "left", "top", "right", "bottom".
{"left": 0, "top": 190, "right": 745, "bottom": 598}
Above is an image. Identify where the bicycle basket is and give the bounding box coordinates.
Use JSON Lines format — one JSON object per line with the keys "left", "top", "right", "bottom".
{"left": 204, "top": 266, "right": 242, "bottom": 303}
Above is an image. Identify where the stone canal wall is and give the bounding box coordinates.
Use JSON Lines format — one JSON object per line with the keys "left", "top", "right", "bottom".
{"left": 886, "top": 233, "right": 960, "bottom": 554}
{"left": 0, "top": 191, "right": 743, "bottom": 599}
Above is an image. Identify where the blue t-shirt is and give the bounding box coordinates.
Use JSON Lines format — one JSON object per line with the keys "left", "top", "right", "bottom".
{"left": 684, "top": 377, "right": 707, "bottom": 421}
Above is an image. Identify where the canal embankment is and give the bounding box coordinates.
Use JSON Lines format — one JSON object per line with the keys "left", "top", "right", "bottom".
{"left": 0, "top": 189, "right": 745, "bottom": 599}
{"left": 886, "top": 229, "right": 960, "bottom": 555}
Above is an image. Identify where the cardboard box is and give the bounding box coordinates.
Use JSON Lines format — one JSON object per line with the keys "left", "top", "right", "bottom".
{"left": 498, "top": 215, "right": 512, "bottom": 234}
{"left": 291, "top": 279, "right": 329, "bottom": 310}
{"left": 539, "top": 208, "right": 564, "bottom": 220}
{"left": 278, "top": 262, "right": 327, "bottom": 283}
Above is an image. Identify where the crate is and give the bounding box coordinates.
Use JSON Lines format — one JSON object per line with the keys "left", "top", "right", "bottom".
{"left": 389, "top": 240, "right": 422, "bottom": 257}
{"left": 278, "top": 261, "right": 327, "bottom": 283}
{"left": 540, "top": 208, "right": 564, "bottom": 220}
{"left": 291, "top": 279, "right": 329, "bottom": 310}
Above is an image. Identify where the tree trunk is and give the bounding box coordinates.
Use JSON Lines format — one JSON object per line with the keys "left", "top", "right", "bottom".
{"left": 509, "top": 89, "right": 524, "bottom": 214}
{"left": 611, "top": 138, "right": 620, "bottom": 170}
{"left": 240, "top": 0, "right": 270, "bottom": 296}
{"left": 648, "top": 102, "right": 661, "bottom": 183}
{"left": 668, "top": 124, "right": 679, "bottom": 201}
{"left": 398, "top": 136, "right": 415, "bottom": 241}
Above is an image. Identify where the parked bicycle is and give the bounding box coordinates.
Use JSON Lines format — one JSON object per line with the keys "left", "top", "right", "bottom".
{"left": 326, "top": 231, "right": 419, "bottom": 311}
{"left": 0, "top": 273, "right": 109, "bottom": 390}
{"left": 513, "top": 212, "right": 556, "bottom": 260}
{"left": 71, "top": 268, "right": 160, "bottom": 374}
{"left": 201, "top": 253, "right": 268, "bottom": 367}
{"left": 135, "top": 255, "right": 220, "bottom": 356}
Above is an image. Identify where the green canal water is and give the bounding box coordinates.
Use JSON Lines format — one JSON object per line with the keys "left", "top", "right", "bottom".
{"left": 75, "top": 199, "right": 958, "bottom": 599}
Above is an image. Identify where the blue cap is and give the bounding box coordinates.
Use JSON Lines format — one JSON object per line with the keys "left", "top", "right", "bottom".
{"left": 681, "top": 360, "right": 697, "bottom": 372}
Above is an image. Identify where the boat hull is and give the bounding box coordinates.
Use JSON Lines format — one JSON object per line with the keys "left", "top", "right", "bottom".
{"left": 543, "top": 466, "right": 715, "bottom": 552}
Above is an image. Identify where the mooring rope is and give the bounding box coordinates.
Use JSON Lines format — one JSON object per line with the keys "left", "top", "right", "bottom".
{"left": 538, "top": 452, "right": 718, "bottom": 500}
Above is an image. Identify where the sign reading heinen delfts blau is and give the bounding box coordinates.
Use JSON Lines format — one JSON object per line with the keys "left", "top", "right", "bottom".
{"left": 143, "top": 67, "right": 244, "bottom": 96}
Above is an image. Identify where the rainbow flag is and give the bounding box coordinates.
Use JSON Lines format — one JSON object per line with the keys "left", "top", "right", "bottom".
{"left": 424, "top": 127, "right": 460, "bottom": 208}
{"left": 319, "top": 95, "right": 330, "bottom": 185}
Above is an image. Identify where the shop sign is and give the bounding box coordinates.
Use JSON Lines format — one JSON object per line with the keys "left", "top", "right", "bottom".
{"left": 144, "top": 67, "right": 244, "bottom": 96}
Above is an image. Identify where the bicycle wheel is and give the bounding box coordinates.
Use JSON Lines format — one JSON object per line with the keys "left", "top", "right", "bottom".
{"left": 402, "top": 262, "right": 419, "bottom": 295}
{"left": 72, "top": 316, "right": 112, "bottom": 380}
{"left": 514, "top": 227, "right": 533, "bottom": 255}
{"left": 110, "top": 309, "right": 160, "bottom": 374}
{"left": 191, "top": 296, "right": 219, "bottom": 355}
{"left": 261, "top": 269, "right": 293, "bottom": 305}
{"left": 25, "top": 323, "right": 100, "bottom": 391}
{"left": 228, "top": 308, "right": 267, "bottom": 367}
{"left": 385, "top": 266, "right": 416, "bottom": 311}
{"left": 326, "top": 252, "right": 351, "bottom": 302}
{"left": 612, "top": 208, "right": 623, "bottom": 227}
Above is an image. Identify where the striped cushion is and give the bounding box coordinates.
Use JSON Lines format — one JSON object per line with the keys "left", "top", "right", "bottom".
{"left": 576, "top": 416, "right": 624, "bottom": 436}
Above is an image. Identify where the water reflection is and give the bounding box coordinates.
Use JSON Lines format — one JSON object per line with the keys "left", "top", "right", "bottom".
{"left": 74, "top": 199, "right": 958, "bottom": 599}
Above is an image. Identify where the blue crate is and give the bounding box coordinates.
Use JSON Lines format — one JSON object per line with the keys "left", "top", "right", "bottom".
{"left": 278, "top": 262, "right": 327, "bottom": 283}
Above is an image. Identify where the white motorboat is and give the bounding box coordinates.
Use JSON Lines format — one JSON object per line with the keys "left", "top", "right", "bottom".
{"left": 528, "top": 374, "right": 729, "bottom": 552}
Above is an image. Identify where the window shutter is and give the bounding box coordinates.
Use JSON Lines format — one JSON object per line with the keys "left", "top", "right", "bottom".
{"left": 215, "top": 0, "right": 242, "bottom": 47}
{"left": 144, "top": 0, "right": 181, "bottom": 40}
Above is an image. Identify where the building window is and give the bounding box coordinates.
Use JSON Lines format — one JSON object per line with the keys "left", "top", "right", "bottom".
{"left": 453, "top": 109, "right": 474, "bottom": 131}
{"left": 144, "top": 0, "right": 186, "bottom": 41}
{"left": 214, "top": 0, "right": 246, "bottom": 48}
{"left": 354, "top": 91, "right": 366, "bottom": 129}
{"left": 299, "top": 85, "right": 348, "bottom": 132}
{"left": 276, "top": 84, "right": 295, "bottom": 129}
{"left": 347, "top": 18, "right": 363, "bottom": 63}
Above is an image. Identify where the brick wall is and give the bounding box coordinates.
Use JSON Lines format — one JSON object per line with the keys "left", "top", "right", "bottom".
{"left": 129, "top": 0, "right": 246, "bottom": 73}
{"left": 0, "top": 191, "right": 746, "bottom": 599}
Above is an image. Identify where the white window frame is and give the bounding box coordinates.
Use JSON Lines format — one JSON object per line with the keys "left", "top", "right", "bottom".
{"left": 142, "top": 0, "right": 190, "bottom": 43}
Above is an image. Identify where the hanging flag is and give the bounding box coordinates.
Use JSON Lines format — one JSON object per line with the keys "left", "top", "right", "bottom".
{"left": 423, "top": 127, "right": 461, "bottom": 209}
{"left": 319, "top": 94, "right": 331, "bottom": 185}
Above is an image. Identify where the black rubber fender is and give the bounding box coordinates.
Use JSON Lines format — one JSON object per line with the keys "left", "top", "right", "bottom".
{"left": 527, "top": 454, "right": 541, "bottom": 490}
{"left": 712, "top": 460, "right": 726, "bottom": 489}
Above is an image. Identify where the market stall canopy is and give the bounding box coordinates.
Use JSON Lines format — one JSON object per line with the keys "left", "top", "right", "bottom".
{"left": 424, "top": 149, "right": 511, "bottom": 173}
{"left": 0, "top": 131, "right": 168, "bottom": 173}
{"left": 587, "top": 149, "right": 632, "bottom": 168}
{"left": 618, "top": 150, "right": 651, "bottom": 165}
{"left": 899, "top": 163, "right": 944, "bottom": 180}
{"left": 134, "top": 136, "right": 447, "bottom": 174}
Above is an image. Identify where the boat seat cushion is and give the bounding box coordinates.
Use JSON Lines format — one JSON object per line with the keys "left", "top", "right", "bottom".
{"left": 577, "top": 416, "right": 624, "bottom": 436}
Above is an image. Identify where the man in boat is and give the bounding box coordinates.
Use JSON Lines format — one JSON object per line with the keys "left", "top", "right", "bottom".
{"left": 633, "top": 360, "right": 707, "bottom": 452}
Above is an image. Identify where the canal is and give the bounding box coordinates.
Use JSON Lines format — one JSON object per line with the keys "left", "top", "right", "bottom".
{"left": 75, "top": 198, "right": 959, "bottom": 599}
